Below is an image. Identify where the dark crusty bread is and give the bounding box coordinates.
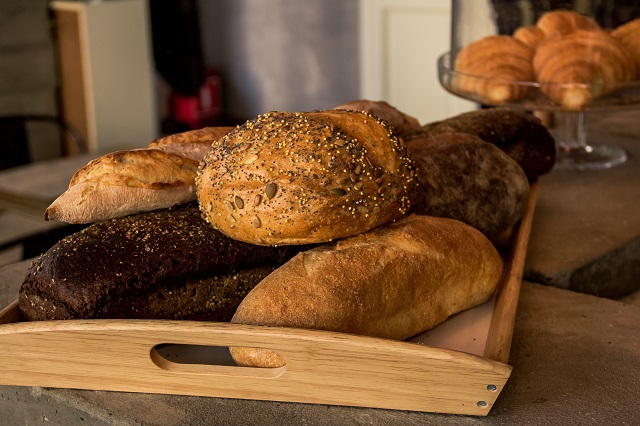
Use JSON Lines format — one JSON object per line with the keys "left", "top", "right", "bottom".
{"left": 333, "top": 99, "right": 422, "bottom": 139}
{"left": 19, "top": 204, "right": 306, "bottom": 321}
{"left": 406, "top": 132, "right": 530, "bottom": 241}
{"left": 412, "top": 107, "right": 556, "bottom": 179}
{"left": 230, "top": 214, "right": 503, "bottom": 368}
{"left": 196, "top": 110, "right": 417, "bottom": 245}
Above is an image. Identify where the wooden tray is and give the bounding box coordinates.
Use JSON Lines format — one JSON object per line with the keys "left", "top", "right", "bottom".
{"left": 0, "top": 184, "right": 537, "bottom": 416}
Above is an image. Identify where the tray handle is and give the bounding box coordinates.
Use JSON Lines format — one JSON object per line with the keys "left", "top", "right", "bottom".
{"left": 0, "top": 318, "right": 511, "bottom": 415}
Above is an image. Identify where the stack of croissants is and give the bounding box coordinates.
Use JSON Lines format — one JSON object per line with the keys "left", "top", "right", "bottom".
{"left": 18, "top": 100, "right": 555, "bottom": 368}
{"left": 454, "top": 9, "right": 640, "bottom": 109}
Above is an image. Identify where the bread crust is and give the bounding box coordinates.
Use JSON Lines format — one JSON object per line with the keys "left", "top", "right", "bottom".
{"left": 147, "top": 126, "right": 234, "bottom": 161}
{"left": 21, "top": 204, "right": 306, "bottom": 321}
{"left": 196, "top": 110, "right": 417, "bottom": 245}
{"left": 406, "top": 132, "right": 530, "bottom": 240}
{"left": 230, "top": 214, "right": 503, "bottom": 368}
{"left": 45, "top": 127, "right": 234, "bottom": 224}
{"left": 46, "top": 149, "right": 199, "bottom": 223}
{"left": 413, "top": 107, "right": 556, "bottom": 179}
{"left": 332, "top": 99, "right": 421, "bottom": 138}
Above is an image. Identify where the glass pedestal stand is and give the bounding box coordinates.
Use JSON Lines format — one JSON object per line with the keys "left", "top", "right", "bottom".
{"left": 437, "top": 52, "right": 632, "bottom": 171}
{"left": 553, "top": 111, "right": 628, "bottom": 170}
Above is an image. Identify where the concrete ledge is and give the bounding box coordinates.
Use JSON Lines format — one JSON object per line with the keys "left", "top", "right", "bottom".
{"left": 524, "top": 110, "right": 640, "bottom": 298}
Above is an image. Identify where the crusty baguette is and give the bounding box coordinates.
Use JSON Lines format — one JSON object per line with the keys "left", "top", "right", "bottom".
{"left": 230, "top": 214, "right": 503, "bottom": 368}
{"left": 196, "top": 110, "right": 417, "bottom": 245}
{"left": 45, "top": 126, "right": 233, "bottom": 224}
{"left": 45, "top": 149, "right": 200, "bottom": 223}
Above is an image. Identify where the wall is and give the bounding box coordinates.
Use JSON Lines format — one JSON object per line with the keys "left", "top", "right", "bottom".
{"left": 198, "top": 0, "right": 360, "bottom": 121}
{"left": 0, "top": 0, "right": 60, "bottom": 161}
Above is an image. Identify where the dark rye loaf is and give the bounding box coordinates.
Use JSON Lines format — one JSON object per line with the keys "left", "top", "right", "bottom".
{"left": 406, "top": 132, "right": 530, "bottom": 241}
{"left": 412, "top": 107, "right": 556, "bottom": 179}
{"left": 19, "top": 203, "right": 306, "bottom": 321}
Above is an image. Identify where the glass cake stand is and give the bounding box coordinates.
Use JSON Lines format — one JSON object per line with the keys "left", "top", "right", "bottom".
{"left": 444, "top": 0, "right": 640, "bottom": 171}
{"left": 438, "top": 52, "right": 640, "bottom": 170}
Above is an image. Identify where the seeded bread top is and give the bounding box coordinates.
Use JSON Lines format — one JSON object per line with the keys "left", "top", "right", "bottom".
{"left": 196, "top": 109, "right": 417, "bottom": 245}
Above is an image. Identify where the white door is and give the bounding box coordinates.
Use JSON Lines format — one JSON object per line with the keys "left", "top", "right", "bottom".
{"left": 359, "top": 0, "right": 476, "bottom": 124}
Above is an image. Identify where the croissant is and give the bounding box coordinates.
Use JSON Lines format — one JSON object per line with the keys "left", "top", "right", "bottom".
{"left": 513, "top": 25, "right": 545, "bottom": 49}
{"left": 612, "top": 18, "right": 640, "bottom": 78}
{"left": 536, "top": 9, "right": 600, "bottom": 38}
{"left": 453, "top": 35, "right": 534, "bottom": 103}
{"left": 533, "top": 30, "right": 636, "bottom": 109}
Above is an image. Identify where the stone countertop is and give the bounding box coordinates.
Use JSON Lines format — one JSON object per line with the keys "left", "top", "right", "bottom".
{"left": 0, "top": 152, "right": 98, "bottom": 218}
{"left": 524, "top": 110, "right": 640, "bottom": 298}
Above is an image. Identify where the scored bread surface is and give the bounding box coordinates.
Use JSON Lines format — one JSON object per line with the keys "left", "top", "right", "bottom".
{"left": 230, "top": 214, "right": 503, "bottom": 368}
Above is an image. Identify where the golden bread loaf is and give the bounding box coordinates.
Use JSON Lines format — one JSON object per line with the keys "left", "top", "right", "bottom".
{"left": 46, "top": 127, "right": 233, "bottom": 224}
{"left": 453, "top": 35, "right": 534, "bottom": 103}
{"left": 533, "top": 29, "right": 636, "bottom": 109}
{"left": 45, "top": 149, "right": 200, "bottom": 223}
{"left": 612, "top": 18, "right": 640, "bottom": 78}
{"left": 196, "top": 110, "right": 417, "bottom": 245}
{"left": 146, "top": 126, "right": 234, "bottom": 161}
{"left": 230, "top": 214, "right": 503, "bottom": 368}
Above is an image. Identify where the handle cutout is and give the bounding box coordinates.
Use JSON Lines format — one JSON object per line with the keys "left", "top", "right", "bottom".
{"left": 150, "top": 344, "right": 287, "bottom": 378}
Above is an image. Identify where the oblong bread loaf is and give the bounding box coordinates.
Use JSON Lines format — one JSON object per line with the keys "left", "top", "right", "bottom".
{"left": 46, "top": 126, "right": 234, "bottom": 224}
{"left": 45, "top": 149, "right": 199, "bottom": 223}
{"left": 147, "top": 126, "right": 234, "bottom": 161}
{"left": 22, "top": 204, "right": 307, "bottom": 321}
{"left": 230, "top": 214, "right": 503, "bottom": 368}
{"left": 332, "top": 99, "right": 421, "bottom": 139}
{"left": 414, "top": 107, "right": 556, "bottom": 179}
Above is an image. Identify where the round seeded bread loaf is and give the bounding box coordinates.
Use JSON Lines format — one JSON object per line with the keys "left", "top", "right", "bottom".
{"left": 196, "top": 110, "right": 417, "bottom": 245}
